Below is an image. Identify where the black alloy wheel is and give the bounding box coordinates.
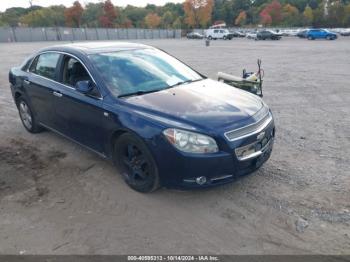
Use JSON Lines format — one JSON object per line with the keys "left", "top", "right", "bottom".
{"left": 114, "top": 133, "right": 159, "bottom": 193}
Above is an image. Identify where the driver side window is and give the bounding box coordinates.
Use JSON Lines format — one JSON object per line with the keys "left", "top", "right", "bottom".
{"left": 61, "top": 56, "right": 91, "bottom": 87}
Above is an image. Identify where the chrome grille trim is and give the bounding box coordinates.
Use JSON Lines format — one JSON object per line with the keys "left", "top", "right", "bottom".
{"left": 224, "top": 111, "right": 273, "bottom": 142}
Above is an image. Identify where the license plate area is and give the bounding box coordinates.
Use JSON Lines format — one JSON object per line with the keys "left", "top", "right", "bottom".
{"left": 235, "top": 128, "right": 275, "bottom": 161}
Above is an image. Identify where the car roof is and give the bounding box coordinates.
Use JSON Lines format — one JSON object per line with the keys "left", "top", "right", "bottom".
{"left": 39, "top": 41, "right": 153, "bottom": 56}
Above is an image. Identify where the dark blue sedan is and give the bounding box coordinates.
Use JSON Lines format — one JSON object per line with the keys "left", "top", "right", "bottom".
{"left": 9, "top": 42, "right": 275, "bottom": 192}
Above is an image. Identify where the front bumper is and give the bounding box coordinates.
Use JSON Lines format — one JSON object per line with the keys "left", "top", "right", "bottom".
{"left": 153, "top": 116, "right": 275, "bottom": 189}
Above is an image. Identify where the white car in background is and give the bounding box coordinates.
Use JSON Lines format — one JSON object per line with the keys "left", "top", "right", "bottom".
{"left": 246, "top": 32, "right": 257, "bottom": 40}
{"left": 206, "top": 28, "right": 233, "bottom": 40}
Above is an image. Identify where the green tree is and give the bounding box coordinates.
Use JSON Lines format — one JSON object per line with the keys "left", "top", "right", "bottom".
{"left": 344, "top": 3, "right": 350, "bottom": 26}
{"left": 312, "top": 5, "right": 325, "bottom": 26}
{"left": 172, "top": 17, "right": 183, "bottom": 28}
{"left": 303, "top": 4, "right": 314, "bottom": 24}
{"left": 82, "top": 3, "right": 103, "bottom": 27}
{"left": 20, "top": 6, "right": 65, "bottom": 27}
{"left": 162, "top": 2, "right": 184, "bottom": 17}
{"left": 328, "top": 1, "right": 345, "bottom": 27}
{"left": 2, "top": 7, "right": 31, "bottom": 26}
{"left": 123, "top": 5, "right": 148, "bottom": 27}
{"left": 162, "top": 11, "right": 175, "bottom": 28}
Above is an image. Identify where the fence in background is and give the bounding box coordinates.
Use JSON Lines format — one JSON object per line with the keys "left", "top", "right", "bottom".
{"left": 0, "top": 27, "right": 182, "bottom": 42}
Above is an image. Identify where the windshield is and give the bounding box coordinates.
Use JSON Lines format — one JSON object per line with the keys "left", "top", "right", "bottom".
{"left": 89, "top": 48, "right": 203, "bottom": 97}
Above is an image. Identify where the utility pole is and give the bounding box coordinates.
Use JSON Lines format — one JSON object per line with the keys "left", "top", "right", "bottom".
{"left": 29, "top": 0, "right": 34, "bottom": 26}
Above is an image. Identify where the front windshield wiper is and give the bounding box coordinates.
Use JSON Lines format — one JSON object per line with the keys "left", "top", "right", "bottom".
{"left": 168, "top": 78, "right": 203, "bottom": 88}
{"left": 118, "top": 78, "right": 203, "bottom": 98}
{"left": 118, "top": 89, "right": 164, "bottom": 98}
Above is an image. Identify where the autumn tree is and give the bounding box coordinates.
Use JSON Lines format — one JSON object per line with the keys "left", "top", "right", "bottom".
{"left": 259, "top": 0, "right": 282, "bottom": 25}
{"left": 99, "top": 0, "right": 117, "bottom": 27}
{"left": 183, "top": 0, "right": 214, "bottom": 28}
{"left": 64, "top": 1, "right": 84, "bottom": 27}
{"left": 4, "top": 0, "right": 350, "bottom": 29}
{"left": 144, "top": 13, "right": 161, "bottom": 28}
{"left": 235, "top": 10, "right": 247, "bottom": 25}
{"left": 282, "top": 4, "right": 300, "bottom": 26}
{"left": 303, "top": 5, "right": 314, "bottom": 24}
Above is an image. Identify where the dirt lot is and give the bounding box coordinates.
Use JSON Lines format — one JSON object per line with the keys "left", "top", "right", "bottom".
{"left": 0, "top": 38, "right": 349, "bottom": 255}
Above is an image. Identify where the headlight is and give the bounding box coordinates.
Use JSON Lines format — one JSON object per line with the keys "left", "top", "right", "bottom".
{"left": 163, "top": 128, "right": 218, "bottom": 154}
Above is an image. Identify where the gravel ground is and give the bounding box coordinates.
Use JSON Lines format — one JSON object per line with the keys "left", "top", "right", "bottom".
{"left": 0, "top": 38, "right": 349, "bottom": 255}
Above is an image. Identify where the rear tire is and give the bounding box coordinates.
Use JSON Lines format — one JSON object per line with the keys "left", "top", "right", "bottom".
{"left": 208, "top": 36, "right": 212, "bottom": 40}
{"left": 307, "top": 36, "right": 314, "bottom": 40}
{"left": 114, "top": 133, "right": 160, "bottom": 193}
{"left": 16, "top": 97, "right": 43, "bottom": 133}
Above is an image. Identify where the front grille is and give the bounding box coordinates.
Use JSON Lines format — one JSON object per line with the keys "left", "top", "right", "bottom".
{"left": 224, "top": 109, "right": 272, "bottom": 141}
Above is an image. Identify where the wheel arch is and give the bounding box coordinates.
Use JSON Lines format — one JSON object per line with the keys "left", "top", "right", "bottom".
{"left": 108, "top": 127, "right": 153, "bottom": 158}
{"left": 14, "top": 91, "right": 23, "bottom": 106}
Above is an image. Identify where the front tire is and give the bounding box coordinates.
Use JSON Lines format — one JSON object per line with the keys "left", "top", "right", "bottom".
{"left": 114, "top": 133, "right": 160, "bottom": 193}
{"left": 17, "top": 97, "right": 43, "bottom": 133}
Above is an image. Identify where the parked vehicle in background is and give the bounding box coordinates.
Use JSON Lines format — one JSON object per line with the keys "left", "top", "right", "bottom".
{"left": 256, "top": 30, "right": 282, "bottom": 40}
{"left": 340, "top": 29, "right": 350, "bottom": 36}
{"left": 280, "top": 29, "right": 299, "bottom": 36}
{"left": 306, "top": 29, "right": 337, "bottom": 40}
{"left": 246, "top": 32, "right": 257, "bottom": 40}
{"left": 206, "top": 28, "right": 233, "bottom": 40}
{"left": 231, "top": 30, "right": 246, "bottom": 37}
{"left": 186, "top": 32, "right": 204, "bottom": 39}
{"left": 297, "top": 29, "right": 309, "bottom": 38}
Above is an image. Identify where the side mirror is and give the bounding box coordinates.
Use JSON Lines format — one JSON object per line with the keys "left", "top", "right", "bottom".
{"left": 75, "top": 80, "right": 93, "bottom": 94}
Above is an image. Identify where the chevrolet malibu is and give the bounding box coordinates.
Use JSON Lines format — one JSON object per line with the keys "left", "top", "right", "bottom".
{"left": 9, "top": 42, "right": 275, "bottom": 193}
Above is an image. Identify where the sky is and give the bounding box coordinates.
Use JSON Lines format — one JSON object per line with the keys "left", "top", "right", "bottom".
{"left": 0, "top": 0, "right": 184, "bottom": 12}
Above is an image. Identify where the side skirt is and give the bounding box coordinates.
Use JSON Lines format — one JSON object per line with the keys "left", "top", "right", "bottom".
{"left": 39, "top": 122, "right": 108, "bottom": 160}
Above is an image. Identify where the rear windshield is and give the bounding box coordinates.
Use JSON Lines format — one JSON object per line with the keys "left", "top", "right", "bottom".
{"left": 89, "top": 48, "right": 202, "bottom": 97}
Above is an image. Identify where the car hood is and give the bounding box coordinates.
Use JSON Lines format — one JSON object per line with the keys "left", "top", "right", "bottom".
{"left": 123, "top": 79, "right": 264, "bottom": 131}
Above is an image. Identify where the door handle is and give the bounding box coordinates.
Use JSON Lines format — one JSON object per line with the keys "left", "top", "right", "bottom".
{"left": 23, "top": 77, "right": 30, "bottom": 85}
{"left": 53, "top": 91, "right": 63, "bottom": 98}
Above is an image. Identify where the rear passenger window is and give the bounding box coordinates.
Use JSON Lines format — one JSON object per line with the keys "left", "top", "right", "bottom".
{"left": 30, "top": 53, "right": 60, "bottom": 80}
{"left": 214, "top": 30, "right": 219, "bottom": 33}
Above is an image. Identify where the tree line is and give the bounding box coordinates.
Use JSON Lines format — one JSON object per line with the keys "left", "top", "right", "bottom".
{"left": 0, "top": 0, "right": 350, "bottom": 29}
